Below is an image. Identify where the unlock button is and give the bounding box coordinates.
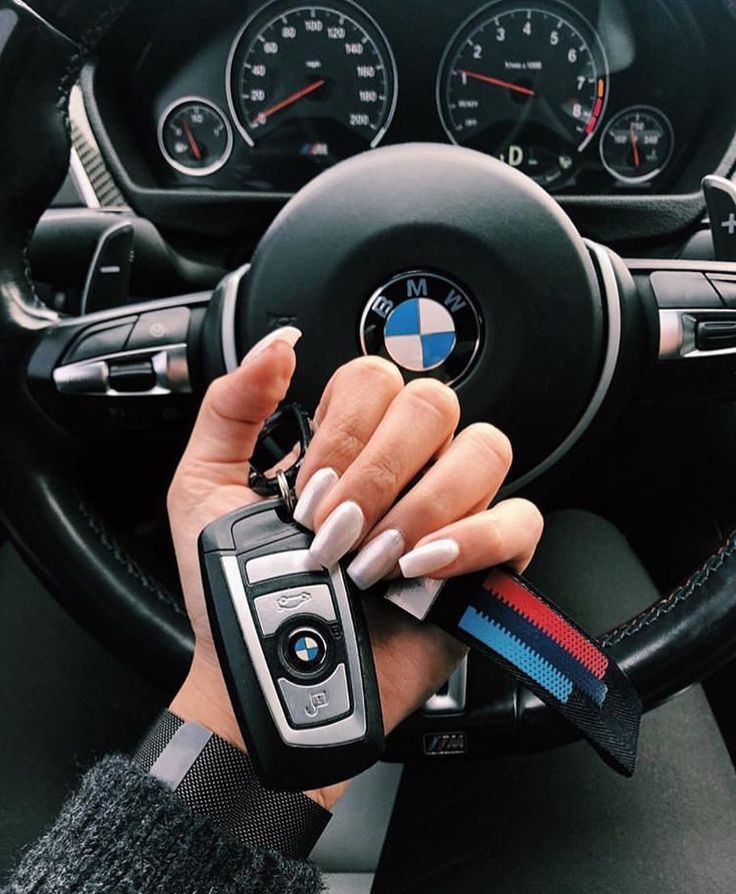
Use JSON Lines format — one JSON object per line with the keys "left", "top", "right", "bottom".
{"left": 278, "top": 664, "right": 351, "bottom": 727}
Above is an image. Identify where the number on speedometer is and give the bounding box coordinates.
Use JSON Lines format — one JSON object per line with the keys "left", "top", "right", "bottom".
{"left": 437, "top": 1, "right": 609, "bottom": 187}
{"left": 228, "top": 0, "right": 397, "bottom": 163}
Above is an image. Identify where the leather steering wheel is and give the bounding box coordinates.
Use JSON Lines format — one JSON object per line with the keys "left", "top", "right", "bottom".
{"left": 3, "top": 0, "right": 736, "bottom": 763}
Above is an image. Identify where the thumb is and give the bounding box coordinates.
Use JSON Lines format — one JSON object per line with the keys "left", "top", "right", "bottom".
{"left": 182, "top": 326, "right": 300, "bottom": 469}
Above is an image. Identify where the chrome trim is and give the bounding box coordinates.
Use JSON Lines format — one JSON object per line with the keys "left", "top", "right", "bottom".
{"left": 220, "top": 264, "right": 250, "bottom": 372}
{"left": 504, "top": 240, "right": 623, "bottom": 494}
{"left": 221, "top": 555, "right": 367, "bottom": 746}
{"left": 658, "top": 308, "right": 736, "bottom": 360}
{"left": 157, "top": 97, "right": 234, "bottom": 178}
{"left": 53, "top": 344, "right": 191, "bottom": 396}
{"left": 422, "top": 657, "right": 468, "bottom": 715}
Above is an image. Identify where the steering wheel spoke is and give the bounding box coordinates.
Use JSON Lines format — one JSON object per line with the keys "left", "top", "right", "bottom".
{"left": 28, "top": 293, "right": 210, "bottom": 435}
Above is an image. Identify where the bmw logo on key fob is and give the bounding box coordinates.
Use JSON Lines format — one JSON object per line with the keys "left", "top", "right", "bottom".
{"left": 199, "top": 497, "right": 385, "bottom": 791}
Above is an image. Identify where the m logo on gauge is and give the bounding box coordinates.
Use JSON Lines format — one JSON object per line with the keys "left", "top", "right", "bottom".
{"left": 359, "top": 271, "right": 482, "bottom": 385}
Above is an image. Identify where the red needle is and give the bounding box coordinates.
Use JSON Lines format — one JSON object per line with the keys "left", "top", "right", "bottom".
{"left": 181, "top": 119, "right": 202, "bottom": 161}
{"left": 629, "top": 124, "right": 641, "bottom": 168}
{"left": 255, "top": 78, "right": 327, "bottom": 125}
{"left": 458, "top": 69, "right": 536, "bottom": 98}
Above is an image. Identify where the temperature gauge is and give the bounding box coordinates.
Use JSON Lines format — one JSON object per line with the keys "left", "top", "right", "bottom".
{"left": 158, "top": 98, "right": 233, "bottom": 177}
{"left": 600, "top": 106, "right": 674, "bottom": 184}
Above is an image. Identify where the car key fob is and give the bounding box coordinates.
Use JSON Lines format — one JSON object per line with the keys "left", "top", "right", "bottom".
{"left": 199, "top": 497, "right": 385, "bottom": 791}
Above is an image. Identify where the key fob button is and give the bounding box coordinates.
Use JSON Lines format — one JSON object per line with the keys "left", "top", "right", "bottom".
{"left": 278, "top": 664, "right": 351, "bottom": 727}
{"left": 285, "top": 627, "right": 328, "bottom": 674}
{"left": 245, "top": 549, "right": 321, "bottom": 583}
{"left": 253, "top": 583, "right": 336, "bottom": 635}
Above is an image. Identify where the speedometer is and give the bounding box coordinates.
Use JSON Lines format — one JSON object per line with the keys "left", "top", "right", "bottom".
{"left": 437, "top": 1, "right": 609, "bottom": 187}
{"left": 227, "top": 0, "right": 396, "bottom": 165}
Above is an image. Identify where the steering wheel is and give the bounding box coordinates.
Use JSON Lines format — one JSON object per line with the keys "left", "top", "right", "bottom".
{"left": 3, "top": 0, "right": 736, "bottom": 765}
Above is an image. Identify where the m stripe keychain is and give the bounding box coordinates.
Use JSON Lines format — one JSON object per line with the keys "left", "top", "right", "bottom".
{"left": 387, "top": 567, "right": 642, "bottom": 777}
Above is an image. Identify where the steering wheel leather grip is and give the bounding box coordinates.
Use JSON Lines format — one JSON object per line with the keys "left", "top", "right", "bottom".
{"left": 3, "top": 0, "right": 736, "bottom": 757}
{"left": 0, "top": 0, "right": 192, "bottom": 685}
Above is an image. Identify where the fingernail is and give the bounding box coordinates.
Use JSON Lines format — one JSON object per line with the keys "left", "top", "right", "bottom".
{"left": 241, "top": 326, "right": 302, "bottom": 365}
{"left": 310, "top": 501, "right": 365, "bottom": 568}
{"left": 399, "top": 539, "right": 460, "bottom": 579}
{"left": 293, "top": 467, "right": 340, "bottom": 531}
{"left": 347, "top": 529, "right": 405, "bottom": 590}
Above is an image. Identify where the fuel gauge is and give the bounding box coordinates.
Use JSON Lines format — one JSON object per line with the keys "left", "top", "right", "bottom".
{"left": 158, "top": 98, "right": 233, "bottom": 177}
{"left": 600, "top": 106, "right": 674, "bottom": 184}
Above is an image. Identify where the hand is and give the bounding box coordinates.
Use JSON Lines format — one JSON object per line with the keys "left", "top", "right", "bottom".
{"left": 168, "top": 329, "right": 543, "bottom": 808}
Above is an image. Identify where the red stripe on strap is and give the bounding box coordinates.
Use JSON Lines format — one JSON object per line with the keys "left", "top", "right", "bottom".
{"left": 484, "top": 570, "right": 608, "bottom": 679}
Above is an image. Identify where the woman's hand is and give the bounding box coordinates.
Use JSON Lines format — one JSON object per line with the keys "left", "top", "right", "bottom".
{"left": 167, "top": 328, "right": 543, "bottom": 808}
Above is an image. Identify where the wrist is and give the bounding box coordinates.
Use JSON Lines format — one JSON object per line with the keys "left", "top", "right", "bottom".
{"left": 170, "top": 648, "right": 244, "bottom": 750}
{"left": 170, "top": 648, "right": 349, "bottom": 811}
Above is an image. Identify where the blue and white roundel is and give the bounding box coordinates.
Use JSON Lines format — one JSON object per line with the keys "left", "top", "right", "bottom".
{"left": 293, "top": 635, "right": 321, "bottom": 664}
{"left": 360, "top": 270, "right": 482, "bottom": 386}
{"left": 384, "top": 298, "right": 457, "bottom": 372}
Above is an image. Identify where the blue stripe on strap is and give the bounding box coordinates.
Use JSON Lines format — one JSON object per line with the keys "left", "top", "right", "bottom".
{"left": 471, "top": 593, "right": 608, "bottom": 708}
{"left": 459, "top": 606, "right": 573, "bottom": 704}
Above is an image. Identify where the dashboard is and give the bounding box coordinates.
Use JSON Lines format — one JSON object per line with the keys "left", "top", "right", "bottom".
{"left": 85, "top": 0, "right": 736, "bottom": 235}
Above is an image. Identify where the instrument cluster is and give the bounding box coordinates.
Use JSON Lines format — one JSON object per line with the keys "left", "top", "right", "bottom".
{"left": 111, "top": 0, "right": 733, "bottom": 197}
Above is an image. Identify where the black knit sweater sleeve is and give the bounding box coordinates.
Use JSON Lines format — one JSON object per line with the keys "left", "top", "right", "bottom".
{"left": 2, "top": 756, "right": 324, "bottom": 894}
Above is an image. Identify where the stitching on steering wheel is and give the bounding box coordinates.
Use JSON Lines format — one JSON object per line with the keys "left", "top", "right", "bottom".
{"left": 76, "top": 497, "right": 186, "bottom": 616}
{"left": 601, "top": 532, "right": 736, "bottom": 647}
{"left": 14, "top": 1, "right": 132, "bottom": 321}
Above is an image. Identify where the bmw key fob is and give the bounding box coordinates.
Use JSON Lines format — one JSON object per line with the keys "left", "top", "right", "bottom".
{"left": 199, "top": 498, "right": 385, "bottom": 791}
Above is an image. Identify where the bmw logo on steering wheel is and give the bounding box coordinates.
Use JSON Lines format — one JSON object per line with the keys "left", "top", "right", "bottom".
{"left": 359, "top": 271, "right": 482, "bottom": 385}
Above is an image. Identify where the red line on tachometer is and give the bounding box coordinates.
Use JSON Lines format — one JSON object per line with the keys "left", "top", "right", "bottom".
{"left": 458, "top": 70, "right": 536, "bottom": 98}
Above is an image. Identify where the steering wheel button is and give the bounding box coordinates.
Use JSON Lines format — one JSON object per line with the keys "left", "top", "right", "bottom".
{"left": 695, "top": 321, "right": 736, "bottom": 352}
{"left": 108, "top": 360, "right": 157, "bottom": 393}
{"left": 707, "top": 274, "right": 736, "bottom": 309}
{"left": 128, "top": 307, "right": 191, "bottom": 350}
{"left": 650, "top": 271, "right": 723, "bottom": 309}
{"left": 65, "top": 318, "right": 136, "bottom": 363}
{"left": 278, "top": 664, "right": 351, "bottom": 727}
{"left": 253, "top": 583, "right": 336, "bottom": 636}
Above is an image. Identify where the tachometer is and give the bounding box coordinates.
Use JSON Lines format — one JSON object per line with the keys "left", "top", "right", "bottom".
{"left": 227, "top": 0, "right": 397, "bottom": 163}
{"left": 437, "top": 1, "right": 609, "bottom": 187}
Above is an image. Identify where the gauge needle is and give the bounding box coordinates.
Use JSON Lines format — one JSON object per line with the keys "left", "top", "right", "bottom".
{"left": 629, "top": 124, "right": 641, "bottom": 168}
{"left": 181, "top": 119, "right": 202, "bottom": 161}
{"left": 255, "top": 78, "right": 327, "bottom": 125}
{"left": 458, "top": 69, "right": 536, "bottom": 98}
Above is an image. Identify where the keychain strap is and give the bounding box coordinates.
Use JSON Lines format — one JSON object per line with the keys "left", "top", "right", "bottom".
{"left": 388, "top": 568, "right": 642, "bottom": 777}
{"left": 248, "top": 403, "right": 313, "bottom": 509}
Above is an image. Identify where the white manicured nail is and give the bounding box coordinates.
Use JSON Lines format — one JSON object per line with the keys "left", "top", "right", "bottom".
{"left": 241, "top": 326, "right": 302, "bottom": 364}
{"left": 399, "top": 539, "right": 460, "bottom": 579}
{"left": 293, "top": 467, "right": 340, "bottom": 531}
{"left": 310, "top": 501, "right": 365, "bottom": 568}
{"left": 347, "top": 529, "right": 405, "bottom": 591}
